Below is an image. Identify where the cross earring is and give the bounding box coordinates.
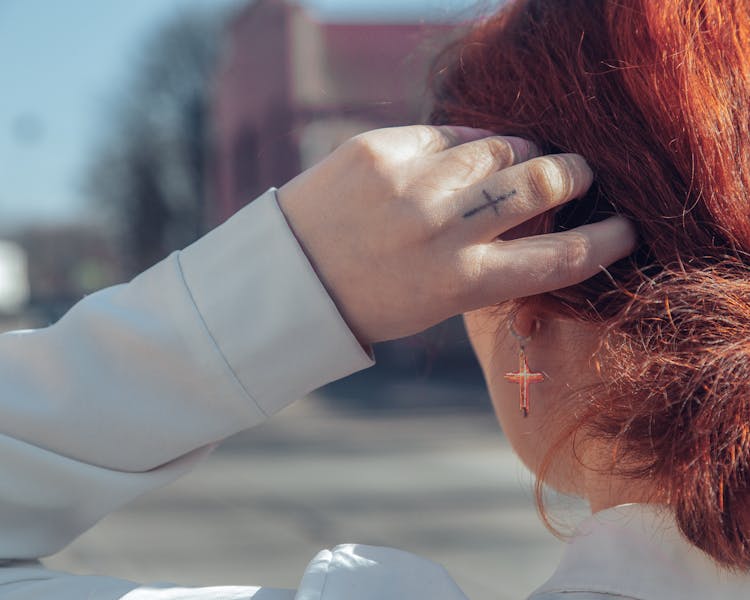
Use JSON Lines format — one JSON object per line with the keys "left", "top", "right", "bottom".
{"left": 503, "top": 320, "right": 544, "bottom": 418}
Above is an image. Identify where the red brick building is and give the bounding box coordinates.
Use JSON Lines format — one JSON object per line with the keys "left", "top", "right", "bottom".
{"left": 210, "top": 0, "right": 454, "bottom": 224}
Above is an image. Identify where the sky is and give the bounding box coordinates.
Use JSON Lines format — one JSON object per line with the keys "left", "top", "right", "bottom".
{"left": 0, "top": 0, "right": 490, "bottom": 230}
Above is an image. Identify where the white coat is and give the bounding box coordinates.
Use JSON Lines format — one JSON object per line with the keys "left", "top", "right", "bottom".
{"left": 0, "top": 189, "right": 747, "bottom": 599}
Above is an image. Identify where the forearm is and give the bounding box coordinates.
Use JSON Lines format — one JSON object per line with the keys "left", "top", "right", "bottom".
{"left": 0, "top": 189, "right": 373, "bottom": 558}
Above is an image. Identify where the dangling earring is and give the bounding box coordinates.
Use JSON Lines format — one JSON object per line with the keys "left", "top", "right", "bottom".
{"left": 504, "top": 319, "right": 545, "bottom": 418}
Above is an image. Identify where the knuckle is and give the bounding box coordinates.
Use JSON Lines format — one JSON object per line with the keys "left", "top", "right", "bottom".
{"left": 457, "top": 149, "right": 495, "bottom": 180}
{"left": 341, "top": 134, "right": 399, "bottom": 192}
{"left": 483, "top": 137, "right": 516, "bottom": 168}
{"left": 555, "top": 232, "right": 593, "bottom": 276}
{"left": 526, "top": 155, "right": 574, "bottom": 204}
{"left": 448, "top": 139, "right": 514, "bottom": 182}
{"left": 416, "top": 125, "right": 454, "bottom": 152}
{"left": 343, "top": 134, "right": 381, "bottom": 162}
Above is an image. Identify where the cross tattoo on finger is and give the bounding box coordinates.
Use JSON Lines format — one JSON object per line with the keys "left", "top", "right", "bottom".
{"left": 463, "top": 189, "right": 518, "bottom": 219}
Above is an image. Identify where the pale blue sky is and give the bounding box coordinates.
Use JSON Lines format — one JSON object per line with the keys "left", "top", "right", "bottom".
{"left": 0, "top": 0, "right": 489, "bottom": 229}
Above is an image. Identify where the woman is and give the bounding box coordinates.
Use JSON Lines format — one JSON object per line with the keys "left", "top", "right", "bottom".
{"left": 432, "top": 0, "right": 750, "bottom": 597}
{"left": 0, "top": 119, "right": 629, "bottom": 597}
{"left": 11, "top": 0, "right": 742, "bottom": 599}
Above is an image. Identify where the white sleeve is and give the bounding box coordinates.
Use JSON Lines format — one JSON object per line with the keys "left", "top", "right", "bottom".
{"left": 0, "top": 545, "right": 468, "bottom": 600}
{"left": 0, "top": 188, "right": 374, "bottom": 561}
{"left": 0, "top": 560, "right": 297, "bottom": 600}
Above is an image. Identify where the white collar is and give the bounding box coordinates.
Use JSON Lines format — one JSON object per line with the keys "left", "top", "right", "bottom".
{"left": 530, "top": 504, "right": 750, "bottom": 600}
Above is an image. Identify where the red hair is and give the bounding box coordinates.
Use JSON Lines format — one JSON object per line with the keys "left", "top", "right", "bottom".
{"left": 431, "top": 0, "right": 750, "bottom": 569}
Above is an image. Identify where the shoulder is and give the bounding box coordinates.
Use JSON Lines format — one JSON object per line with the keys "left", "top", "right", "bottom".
{"left": 296, "top": 544, "right": 468, "bottom": 600}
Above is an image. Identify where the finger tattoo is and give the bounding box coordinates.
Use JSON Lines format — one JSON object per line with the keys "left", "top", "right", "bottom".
{"left": 463, "top": 189, "right": 518, "bottom": 218}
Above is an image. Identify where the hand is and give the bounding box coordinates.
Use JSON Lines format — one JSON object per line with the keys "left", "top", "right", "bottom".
{"left": 277, "top": 125, "right": 636, "bottom": 345}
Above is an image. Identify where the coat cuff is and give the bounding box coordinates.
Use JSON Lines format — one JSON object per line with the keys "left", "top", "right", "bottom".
{"left": 178, "top": 189, "right": 374, "bottom": 417}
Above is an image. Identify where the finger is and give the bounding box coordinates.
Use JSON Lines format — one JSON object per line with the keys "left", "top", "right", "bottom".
{"left": 458, "top": 216, "right": 636, "bottom": 308}
{"left": 361, "top": 125, "right": 497, "bottom": 160}
{"left": 455, "top": 154, "right": 594, "bottom": 242}
{"left": 427, "top": 136, "right": 541, "bottom": 188}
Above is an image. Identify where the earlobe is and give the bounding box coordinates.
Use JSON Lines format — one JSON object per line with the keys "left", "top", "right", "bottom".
{"left": 509, "top": 304, "right": 540, "bottom": 339}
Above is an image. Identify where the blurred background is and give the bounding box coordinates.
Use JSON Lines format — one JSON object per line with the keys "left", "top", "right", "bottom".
{"left": 0, "top": 1, "right": 578, "bottom": 598}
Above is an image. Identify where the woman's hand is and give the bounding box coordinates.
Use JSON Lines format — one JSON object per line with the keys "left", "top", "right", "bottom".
{"left": 277, "top": 125, "right": 635, "bottom": 345}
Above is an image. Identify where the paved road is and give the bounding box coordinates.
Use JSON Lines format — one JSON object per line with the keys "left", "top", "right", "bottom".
{"left": 46, "top": 394, "right": 585, "bottom": 600}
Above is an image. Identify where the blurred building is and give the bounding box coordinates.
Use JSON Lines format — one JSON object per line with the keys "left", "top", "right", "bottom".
{"left": 210, "top": 0, "right": 455, "bottom": 224}
{"left": 210, "top": 0, "right": 484, "bottom": 404}
{"left": 8, "top": 225, "right": 122, "bottom": 325}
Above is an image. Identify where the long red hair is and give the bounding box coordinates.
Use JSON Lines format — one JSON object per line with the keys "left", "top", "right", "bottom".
{"left": 431, "top": 0, "right": 750, "bottom": 569}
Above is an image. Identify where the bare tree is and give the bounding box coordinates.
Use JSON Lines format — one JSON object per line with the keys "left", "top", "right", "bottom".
{"left": 87, "top": 7, "right": 228, "bottom": 275}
